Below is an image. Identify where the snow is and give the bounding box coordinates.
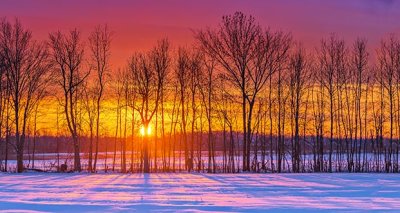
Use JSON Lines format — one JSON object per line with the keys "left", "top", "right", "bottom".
{"left": 0, "top": 173, "right": 400, "bottom": 212}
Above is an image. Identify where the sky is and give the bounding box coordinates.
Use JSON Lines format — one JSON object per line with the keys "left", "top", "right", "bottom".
{"left": 1, "top": 0, "right": 400, "bottom": 69}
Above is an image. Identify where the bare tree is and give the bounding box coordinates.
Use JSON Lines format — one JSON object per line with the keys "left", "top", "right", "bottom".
{"left": 196, "top": 12, "right": 291, "bottom": 171}
{"left": 129, "top": 44, "right": 163, "bottom": 173}
{"left": 49, "top": 29, "right": 88, "bottom": 172}
{"left": 188, "top": 51, "right": 202, "bottom": 172}
{"left": 318, "top": 35, "right": 347, "bottom": 172}
{"left": 150, "top": 38, "right": 170, "bottom": 171}
{"left": 195, "top": 12, "right": 261, "bottom": 171}
{"left": 256, "top": 30, "right": 291, "bottom": 172}
{"left": 175, "top": 47, "right": 191, "bottom": 171}
{"left": 112, "top": 69, "right": 124, "bottom": 172}
{"left": 0, "top": 39, "right": 6, "bottom": 171}
{"left": 88, "top": 24, "right": 111, "bottom": 172}
{"left": 82, "top": 82, "right": 96, "bottom": 171}
{"left": 288, "top": 45, "right": 311, "bottom": 172}
{"left": 349, "top": 38, "right": 369, "bottom": 172}
{"left": 377, "top": 35, "right": 399, "bottom": 172}
{"left": 198, "top": 57, "right": 217, "bottom": 172}
{"left": 121, "top": 70, "right": 129, "bottom": 173}
{"left": 0, "top": 18, "right": 51, "bottom": 172}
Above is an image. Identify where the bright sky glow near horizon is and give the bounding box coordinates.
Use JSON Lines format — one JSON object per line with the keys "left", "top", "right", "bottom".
{"left": 1, "top": 0, "right": 400, "bottom": 69}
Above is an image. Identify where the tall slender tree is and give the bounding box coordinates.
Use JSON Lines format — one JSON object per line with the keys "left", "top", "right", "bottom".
{"left": 88, "top": 24, "right": 111, "bottom": 172}
{"left": 288, "top": 45, "right": 311, "bottom": 172}
{"left": 49, "top": 29, "right": 88, "bottom": 172}
{"left": 0, "top": 18, "right": 51, "bottom": 173}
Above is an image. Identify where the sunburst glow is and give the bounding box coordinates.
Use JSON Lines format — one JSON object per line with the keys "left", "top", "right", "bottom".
{"left": 140, "top": 125, "right": 152, "bottom": 136}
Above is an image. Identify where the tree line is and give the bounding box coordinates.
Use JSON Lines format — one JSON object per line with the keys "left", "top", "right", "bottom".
{"left": 1, "top": 12, "right": 400, "bottom": 173}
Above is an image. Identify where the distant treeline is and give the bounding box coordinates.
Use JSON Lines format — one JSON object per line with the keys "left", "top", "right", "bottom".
{"left": 1, "top": 12, "right": 400, "bottom": 173}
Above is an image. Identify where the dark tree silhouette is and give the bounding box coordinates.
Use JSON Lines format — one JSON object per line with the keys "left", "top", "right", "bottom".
{"left": 88, "top": 24, "right": 111, "bottom": 172}
{"left": 49, "top": 29, "right": 88, "bottom": 172}
{"left": 0, "top": 18, "right": 51, "bottom": 173}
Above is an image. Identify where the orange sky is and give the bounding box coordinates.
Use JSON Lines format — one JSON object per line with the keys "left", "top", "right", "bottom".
{"left": 1, "top": 0, "right": 400, "bottom": 69}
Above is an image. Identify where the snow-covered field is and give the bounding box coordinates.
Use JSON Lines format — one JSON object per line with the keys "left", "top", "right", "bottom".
{"left": 0, "top": 173, "right": 399, "bottom": 212}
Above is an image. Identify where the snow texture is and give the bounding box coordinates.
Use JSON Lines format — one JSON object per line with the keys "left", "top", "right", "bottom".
{"left": 0, "top": 173, "right": 399, "bottom": 212}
